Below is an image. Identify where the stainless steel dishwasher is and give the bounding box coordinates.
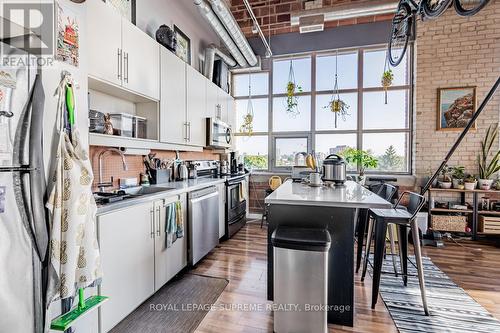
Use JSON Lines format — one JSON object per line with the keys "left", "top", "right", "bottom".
{"left": 188, "top": 186, "right": 220, "bottom": 265}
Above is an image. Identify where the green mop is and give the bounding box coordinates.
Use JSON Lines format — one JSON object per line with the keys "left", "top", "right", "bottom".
{"left": 50, "top": 288, "right": 108, "bottom": 331}
{"left": 50, "top": 81, "right": 109, "bottom": 331}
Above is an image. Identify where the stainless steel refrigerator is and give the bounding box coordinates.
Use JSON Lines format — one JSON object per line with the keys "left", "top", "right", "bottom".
{"left": 0, "top": 42, "right": 47, "bottom": 333}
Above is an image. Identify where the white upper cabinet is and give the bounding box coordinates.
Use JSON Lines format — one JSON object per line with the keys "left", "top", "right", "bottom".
{"left": 87, "top": 0, "right": 159, "bottom": 100}
{"left": 122, "top": 23, "right": 160, "bottom": 100}
{"left": 206, "top": 81, "right": 220, "bottom": 120}
{"left": 87, "top": 0, "right": 122, "bottom": 86}
{"left": 160, "top": 47, "right": 187, "bottom": 145}
{"left": 186, "top": 66, "right": 207, "bottom": 147}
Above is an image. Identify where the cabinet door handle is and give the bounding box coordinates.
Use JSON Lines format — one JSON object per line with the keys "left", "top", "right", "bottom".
{"left": 150, "top": 208, "right": 155, "bottom": 239}
{"left": 117, "top": 48, "right": 122, "bottom": 80}
{"left": 188, "top": 122, "right": 191, "bottom": 142}
{"left": 156, "top": 206, "right": 161, "bottom": 237}
{"left": 124, "top": 52, "right": 129, "bottom": 83}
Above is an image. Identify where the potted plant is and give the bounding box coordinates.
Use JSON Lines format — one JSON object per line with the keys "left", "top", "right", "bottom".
{"left": 381, "top": 68, "right": 394, "bottom": 104}
{"left": 451, "top": 165, "right": 465, "bottom": 189}
{"left": 342, "top": 148, "right": 378, "bottom": 185}
{"left": 285, "top": 61, "right": 302, "bottom": 117}
{"left": 464, "top": 174, "right": 478, "bottom": 190}
{"left": 478, "top": 124, "right": 500, "bottom": 190}
{"left": 494, "top": 178, "right": 500, "bottom": 191}
{"left": 438, "top": 165, "right": 452, "bottom": 189}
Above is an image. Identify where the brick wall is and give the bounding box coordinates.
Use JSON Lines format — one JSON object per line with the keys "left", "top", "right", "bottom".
{"left": 89, "top": 147, "right": 219, "bottom": 190}
{"left": 414, "top": 1, "right": 500, "bottom": 181}
{"left": 230, "top": 0, "right": 393, "bottom": 36}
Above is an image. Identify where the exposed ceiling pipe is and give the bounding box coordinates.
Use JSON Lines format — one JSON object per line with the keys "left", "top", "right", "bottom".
{"left": 204, "top": 44, "right": 237, "bottom": 81}
{"left": 207, "top": 0, "right": 258, "bottom": 67}
{"left": 242, "top": 0, "right": 273, "bottom": 58}
{"left": 194, "top": 0, "right": 248, "bottom": 67}
{"left": 291, "top": 1, "right": 398, "bottom": 26}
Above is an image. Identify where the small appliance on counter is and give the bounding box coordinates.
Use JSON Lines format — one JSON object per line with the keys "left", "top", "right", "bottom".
{"left": 177, "top": 163, "right": 188, "bottom": 181}
{"left": 186, "top": 160, "right": 219, "bottom": 178}
{"left": 322, "top": 154, "right": 346, "bottom": 185}
{"left": 220, "top": 160, "right": 229, "bottom": 176}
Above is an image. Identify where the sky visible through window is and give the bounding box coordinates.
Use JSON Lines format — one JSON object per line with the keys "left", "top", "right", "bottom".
{"left": 233, "top": 47, "right": 411, "bottom": 173}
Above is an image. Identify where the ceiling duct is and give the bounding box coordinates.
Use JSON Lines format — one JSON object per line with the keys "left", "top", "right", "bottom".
{"left": 299, "top": 14, "right": 325, "bottom": 34}
{"left": 207, "top": 0, "right": 258, "bottom": 67}
{"left": 194, "top": 0, "right": 248, "bottom": 67}
{"left": 204, "top": 44, "right": 237, "bottom": 81}
{"left": 291, "top": 0, "right": 398, "bottom": 26}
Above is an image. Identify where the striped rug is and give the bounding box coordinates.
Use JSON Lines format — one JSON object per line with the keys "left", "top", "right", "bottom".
{"left": 369, "top": 256, "right": 500, "bottom": 333}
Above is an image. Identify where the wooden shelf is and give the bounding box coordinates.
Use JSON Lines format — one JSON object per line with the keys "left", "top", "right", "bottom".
{"left": 429, "top": 187, "right": 500, "bottom": 194}
{"left": 478, "top": 211, "right": 500, "bottom": 216}
{"left": 89, "top": 133, "right": 203, "bottom": 152}
{"left": 431, "top": 208, "right": 473, "bottom": 213}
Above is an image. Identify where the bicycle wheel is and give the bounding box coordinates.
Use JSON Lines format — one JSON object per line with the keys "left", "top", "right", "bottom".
{"left": 454, "top": 0, "right": 491, "bottom": 16}
{"left": 421, "top": 0, "right": 453, "bottom": 19}
{"left": 388, "top": 2, "right": 412, "bottom": 67}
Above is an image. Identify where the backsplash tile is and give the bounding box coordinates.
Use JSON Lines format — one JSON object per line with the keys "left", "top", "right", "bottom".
{"left": 89, "top": 146, "right": 218, "bottom": 190}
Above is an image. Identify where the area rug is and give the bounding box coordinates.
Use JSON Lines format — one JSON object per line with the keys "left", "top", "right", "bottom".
{"left": 110, "top": 273, "right": 228, "bottom": 333}
{"left": 368, "top": 256, "right": 500, "bottom": 333}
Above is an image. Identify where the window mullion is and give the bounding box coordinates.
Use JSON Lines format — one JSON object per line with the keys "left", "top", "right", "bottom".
{"left": 357, "top": 48, "right": 364, "bottom": 173}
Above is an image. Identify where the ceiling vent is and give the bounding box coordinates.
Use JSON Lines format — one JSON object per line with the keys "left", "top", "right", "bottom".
{"left": 299, "top": 14, "right": 325, "bottom": 34}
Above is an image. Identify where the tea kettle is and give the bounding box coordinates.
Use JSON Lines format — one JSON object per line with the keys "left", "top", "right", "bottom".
{"left": 177, "top": 163, "right": 188, "bottom": 181}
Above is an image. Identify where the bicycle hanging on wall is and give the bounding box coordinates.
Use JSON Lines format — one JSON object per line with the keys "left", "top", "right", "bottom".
{"left": 388, "top": 0, "right": 491, "bottom": 67}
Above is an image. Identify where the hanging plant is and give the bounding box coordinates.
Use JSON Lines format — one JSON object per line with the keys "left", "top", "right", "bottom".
{"left": 285, "top": 60, "right": 302, "bottom": 117}
{"left": 323, "top": 50, "right": 349, "bottom": 128}
{"left": 381, "top": 54, "right": 394, "bottom": 104}
{"left": 240, "top": 73, "right": 254, "bottom": 136}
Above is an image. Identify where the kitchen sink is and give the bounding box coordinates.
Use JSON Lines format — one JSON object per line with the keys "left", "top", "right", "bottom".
{"left": 122, "top": 186, "right": 176, "bottom": 196}
{"left": 94, "top": 186, "right": 176, "bottom": 205}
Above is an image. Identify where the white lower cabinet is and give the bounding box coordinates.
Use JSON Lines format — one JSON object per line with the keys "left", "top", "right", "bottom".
{"left": 98, "top": 202, "right": 155, "bottom": 333}
{"left": 217, "top": 183, "right": 226, "bottom": 239}
{"left": 97, "top": 193, "right": 188, "bottom": 332}
{"left": 153, "top": 194, "right": 188, "bottom": 289}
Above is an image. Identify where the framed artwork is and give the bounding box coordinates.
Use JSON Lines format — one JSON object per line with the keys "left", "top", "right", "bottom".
{"left": 55, "top": 1, "right": 79, "bottom": 67}
{"left": 437, "top": 86, "right": 476, "bottom": 131}
{"left": 102, "top": 0, "right": 136, "bottom": 24}
{"left": 174, "top": 25, "right": 191, "bottom": 65}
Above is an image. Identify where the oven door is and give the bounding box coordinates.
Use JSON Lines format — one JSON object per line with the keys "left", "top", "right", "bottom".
{"left": 207, "top": 118, "right": 232, "bottom": 148}
{"left": 226, "top": 182, "right": 247, "bottom": 223}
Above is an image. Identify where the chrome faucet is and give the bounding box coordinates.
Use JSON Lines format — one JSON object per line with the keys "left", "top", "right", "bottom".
{"left": 97, "top": 148, "right": 128, "bottom": 192}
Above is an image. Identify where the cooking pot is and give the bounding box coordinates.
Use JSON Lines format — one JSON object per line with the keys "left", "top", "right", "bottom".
{"left": 322, "top": 154, "right": 346, "bottom": 184}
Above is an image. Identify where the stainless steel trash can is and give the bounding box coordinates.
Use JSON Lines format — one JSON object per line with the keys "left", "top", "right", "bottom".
{"left": 272, "top": 227, "right": 331, "bottom": 333}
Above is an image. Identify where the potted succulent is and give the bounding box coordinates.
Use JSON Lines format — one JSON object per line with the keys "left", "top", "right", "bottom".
{"left": 464, "top": 174, "right": 478, "bottom": 191}
{"left": 451, "top": 165, "right": 465, "bottom": 189}
{"left": 438, "top": 165, "right": 452, "bottom": 189}
{"left": 285, "top": 61, "right": 302, "bottom": 117}
{"left": 342, "top": 148, "right": 378, "bottom": 185}
{"left": 478, "top": 124, "right": 500, "bottom": 190}
{"left": 494, "top": 178, "right": 500, "bottom": 191}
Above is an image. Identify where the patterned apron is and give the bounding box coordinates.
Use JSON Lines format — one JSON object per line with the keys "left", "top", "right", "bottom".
{"left": 46, "top": 75, "right": 102, "bottom": 305}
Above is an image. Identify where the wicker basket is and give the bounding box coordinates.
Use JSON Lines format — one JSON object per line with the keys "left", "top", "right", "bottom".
{"left": 431, "top": 215, "right": 467, "bottom": 232}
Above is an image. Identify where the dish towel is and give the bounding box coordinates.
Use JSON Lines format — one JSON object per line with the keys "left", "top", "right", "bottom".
{"left": 166, "top": 201, "right": 184, "bottom": 248}
{"left": 46, "top": 74, "right": 102, "bottom": 307}
{"left": 239, "top": 179, "right": 248, "bottom": 202}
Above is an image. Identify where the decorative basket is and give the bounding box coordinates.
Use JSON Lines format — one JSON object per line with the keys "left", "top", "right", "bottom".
{"left": 479, "top": 216, "right": 500, "bottom": 235}
{"left": 431, "top": 215, "right": 467, "bottom": 232}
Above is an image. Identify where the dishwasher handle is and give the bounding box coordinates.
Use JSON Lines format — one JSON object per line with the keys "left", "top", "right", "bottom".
{"left": 189, "top": 190, "right": 219, "bottom": 204}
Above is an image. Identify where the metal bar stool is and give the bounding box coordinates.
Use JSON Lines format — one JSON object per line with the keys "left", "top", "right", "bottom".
{"left": 356, "top": 183, "right": 398, "bottom": 274}
{"left": 363, "top": 191, "right": 429, "bottom": 315}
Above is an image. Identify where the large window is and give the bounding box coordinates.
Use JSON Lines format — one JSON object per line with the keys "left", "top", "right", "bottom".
{"left": 233, "top": 45, "right": 412, "bottom": 174}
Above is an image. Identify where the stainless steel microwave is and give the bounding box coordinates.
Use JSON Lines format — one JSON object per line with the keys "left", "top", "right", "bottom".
{"left": 207, "top": 118, "right": 232, "bottom": 148}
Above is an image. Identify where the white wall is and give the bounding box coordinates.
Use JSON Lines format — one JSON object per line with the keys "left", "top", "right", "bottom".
{"left": 135, "top": 0, "right": 220, "bottom": 72}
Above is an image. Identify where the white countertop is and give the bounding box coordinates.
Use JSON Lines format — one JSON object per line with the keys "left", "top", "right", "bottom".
{"left": 96, "top": 177, "right": 228, "bottom": 215}
{"left": 265, "top": 180, "right": 392, "bottom": 209}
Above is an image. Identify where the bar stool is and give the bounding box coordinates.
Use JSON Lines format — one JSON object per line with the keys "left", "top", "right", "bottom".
{"left": 356, "top": 183, "right": 398, "bottom": 274}
{"left": 363, "top": 191, "right": 429, "bottom": 315}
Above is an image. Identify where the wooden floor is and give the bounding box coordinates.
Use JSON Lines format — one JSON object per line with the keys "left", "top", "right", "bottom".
{"left": 193, "top": 221, "right": 500, "bottom": 332}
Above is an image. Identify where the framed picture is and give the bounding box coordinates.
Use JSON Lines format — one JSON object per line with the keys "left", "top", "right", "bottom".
{"left": 437, "top": 86, "right": 477, "bottom": 131}
{"left": 174, "top": 25, "right": 191, "bottom": 65}
{"left": 55, "top": 1, "right": 79, "bottom": 67}
{"left": 102, "top": 0, "right": 136, "bottom": 24}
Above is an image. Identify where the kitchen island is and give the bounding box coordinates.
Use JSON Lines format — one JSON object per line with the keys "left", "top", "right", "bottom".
{"left": 265, "top": 180, "right": 392, "bottom": 326}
